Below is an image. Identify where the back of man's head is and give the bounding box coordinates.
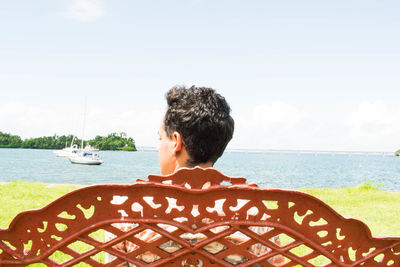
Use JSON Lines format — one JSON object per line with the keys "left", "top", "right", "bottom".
{"left": 164, "top": 86, "right": 234, "bottom": 166}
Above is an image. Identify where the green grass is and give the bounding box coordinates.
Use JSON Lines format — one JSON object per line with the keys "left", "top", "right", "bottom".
{"left": 1, "top": 180, "right": 399, "bottom": 266}
{"left": 302, "top": 182, "right": 400, "bottom": 237}
{"left": 0, "top": 181, "right": 80, "bottom": 228}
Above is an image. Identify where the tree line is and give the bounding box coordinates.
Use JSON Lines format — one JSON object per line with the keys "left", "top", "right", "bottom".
{"left": 0, "top": 131, "right": 136, "bottom": 151}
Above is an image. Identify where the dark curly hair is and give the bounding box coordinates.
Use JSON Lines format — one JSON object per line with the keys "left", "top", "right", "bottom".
{"left": 164, "top": 86, "right": 234, "bottom": 166}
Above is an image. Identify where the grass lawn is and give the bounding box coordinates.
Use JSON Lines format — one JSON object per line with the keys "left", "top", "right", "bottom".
{"left": 0, "top": 181, "right": 399, "bottom": 265}
{"left": 303, "top": 184, "right": 400, "bottom": 237}
{"left": 0, "top": 181, "right": 81, "bottom": 228}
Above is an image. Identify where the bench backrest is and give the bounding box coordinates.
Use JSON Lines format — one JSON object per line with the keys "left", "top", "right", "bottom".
{"left": 1, "top": 168, "right": 399, "bottom": 266}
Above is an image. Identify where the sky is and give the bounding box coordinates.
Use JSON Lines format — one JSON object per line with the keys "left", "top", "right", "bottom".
{"left": 1, "top": 0, "right": 400, "bottom": 152}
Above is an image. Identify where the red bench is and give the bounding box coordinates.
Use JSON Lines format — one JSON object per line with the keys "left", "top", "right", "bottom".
{"left": 1, "top": 168, "right": 399, "bottom": 266}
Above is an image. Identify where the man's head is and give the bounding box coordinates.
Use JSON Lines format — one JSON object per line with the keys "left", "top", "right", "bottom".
{"left": 158, "top": 86, "right": 234, "bottom": 174}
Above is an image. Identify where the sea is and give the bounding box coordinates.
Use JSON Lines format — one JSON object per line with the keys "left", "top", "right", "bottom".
{"left": 0, "top": 148, "right": 399, "bottom": 191}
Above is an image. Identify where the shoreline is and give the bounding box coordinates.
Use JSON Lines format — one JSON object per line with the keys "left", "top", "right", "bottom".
{"left": 1, "top": 180, "right": 399, "bottom": 193}
{"left": 1, "top": 146, "right": 396, "bottom": 156}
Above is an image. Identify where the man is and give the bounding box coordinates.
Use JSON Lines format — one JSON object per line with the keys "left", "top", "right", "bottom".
{"left": 107, "top": 86, "right": 283, "bottom": 266}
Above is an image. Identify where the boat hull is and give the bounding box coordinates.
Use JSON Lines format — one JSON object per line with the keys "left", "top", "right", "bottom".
{"left": 69, "top": 158, "right": 103, "bottom": 165}
{"left": 54, "top": 150, "right": 78, "bottom": 158}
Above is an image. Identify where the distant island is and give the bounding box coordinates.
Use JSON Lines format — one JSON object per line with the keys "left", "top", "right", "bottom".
{"left": 0, "top": 131, "right": 136, "bottom": 151}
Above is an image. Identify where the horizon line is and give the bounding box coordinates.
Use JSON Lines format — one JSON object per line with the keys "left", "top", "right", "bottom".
{"left": 136, "top": 146, "right": 395, "bottom": 155}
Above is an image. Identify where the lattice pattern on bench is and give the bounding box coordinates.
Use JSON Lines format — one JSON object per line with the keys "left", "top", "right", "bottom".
{"left": 0, "top": 168, "right": 399, "bottom": 266}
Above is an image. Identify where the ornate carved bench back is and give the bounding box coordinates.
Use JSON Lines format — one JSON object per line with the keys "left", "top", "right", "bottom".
{"left": 0, "top": 168, "right": 399, "bottom": 266}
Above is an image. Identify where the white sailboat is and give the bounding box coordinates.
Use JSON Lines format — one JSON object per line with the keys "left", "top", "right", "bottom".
{"left": 69, "top": 151, "right": 103, "bottom": 165}
{"left": 68, "top": 98, "right": 104, "bottom": 165}
{"left": 53, "top": 136, "right": 79, "bottom": 157}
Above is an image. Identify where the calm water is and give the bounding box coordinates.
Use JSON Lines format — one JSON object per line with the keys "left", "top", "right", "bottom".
{"left": 0, "top": 148, "right": 399, "bottom": 191}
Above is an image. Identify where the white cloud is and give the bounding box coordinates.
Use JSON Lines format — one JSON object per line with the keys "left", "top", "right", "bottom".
{"left": 66, "top": 0, "right": 105, "bottom": 21}
{"left": 0, "top": 102, "right": 163, "bottom": 147}
{"left": 2, "top": 100, "right": 399, "bottom": 152}
{"left": 231, "top": 102, "right": 314, "bottom": 150}
{"left": 230, "top": 100, "right": 400, "bottom": 152}
{"left": 345, "top": 100, "right": 400, "bottom": 151}
{"left": 347, "top": 101, "right": 395, "bottom": 135}
{"left": 0, "top": 102, "right": 75, "bottom": 138}
{"left": 85, "top": 107, "right": 163, "bottom": 146}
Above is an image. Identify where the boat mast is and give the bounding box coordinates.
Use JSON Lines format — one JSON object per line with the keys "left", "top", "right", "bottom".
{"left": 70, "top": 135, "right": 75, "bottom": 147}
{"left": 81, "top": 97, "right": 87, "bottom": 149}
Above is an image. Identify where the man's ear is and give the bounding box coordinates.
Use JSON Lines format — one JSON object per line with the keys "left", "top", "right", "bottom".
{"left": 171, "top": 131, "right": 183, "bottom": 154}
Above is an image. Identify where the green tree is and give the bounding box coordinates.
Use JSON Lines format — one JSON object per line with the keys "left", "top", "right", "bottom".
{"left": 0, "top": 132, "right": 23, "bottom": 148}
{"left": 0, "top": 132, "right": 136, "bottom": 151}
{"left": 88, "top": 132, "right": 136, "bottom": 151}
